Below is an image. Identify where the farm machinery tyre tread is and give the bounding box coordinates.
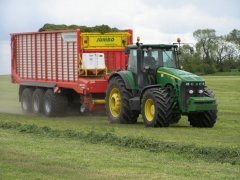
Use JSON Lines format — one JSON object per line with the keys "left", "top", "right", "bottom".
{"left": 43, "top": 89, "right": 68, "bottom": 117}
{"left": 32, "top": 88, "right": 45, "bottom": 114}
{"left": 170, "top": 113, "right": 181, "bottom": 124}
{"left": 141, "top": 88, "right": 175, "bottom": 127}
{"left": 21, "top": 88, "right": 34, "bottom": 114}
{"left": 106, "top": 76, "right": 139, "bottom": 124}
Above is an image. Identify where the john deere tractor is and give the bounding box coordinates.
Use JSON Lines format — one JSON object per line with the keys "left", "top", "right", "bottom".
{"left": 106, "top": 39, "right": 217, "bottom": 127}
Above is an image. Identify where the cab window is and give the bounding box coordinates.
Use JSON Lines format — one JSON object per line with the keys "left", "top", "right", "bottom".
{"left": 127, "top": 49, "right": 137, "bottom": 74}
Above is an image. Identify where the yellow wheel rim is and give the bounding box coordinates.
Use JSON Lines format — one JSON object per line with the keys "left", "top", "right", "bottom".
{"left": 144, "top": 99, "right": 155, "bottom": 121}
{"left": 109, "top": 88, "right": 121, "bottom": 117}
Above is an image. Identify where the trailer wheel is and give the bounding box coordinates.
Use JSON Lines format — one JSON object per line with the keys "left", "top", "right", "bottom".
{"left": 21, "top": 88, "right": 33, "bottom": 114}
{"left": 188, "top": 88, "right": 217, "bottom": 128}
{"left": 141, "top": 88, "right": 174, "bottom": 127}
{"left": 106, "top": 76, "right": 139, "bottom": 124}
{"left": 43, "top": 89, "right": 68, "bottom": 117}
{"left": 32, "top": 88, "right": 45, "bottom": 114}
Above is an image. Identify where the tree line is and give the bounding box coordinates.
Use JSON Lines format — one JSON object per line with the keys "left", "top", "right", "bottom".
{"left": 179, "top": 29, "right": 240, "bottom": 74}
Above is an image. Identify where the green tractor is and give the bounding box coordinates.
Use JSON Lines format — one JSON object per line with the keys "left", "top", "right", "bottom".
{"left": 106, "top": 39, "right": 217, "bottom": 127}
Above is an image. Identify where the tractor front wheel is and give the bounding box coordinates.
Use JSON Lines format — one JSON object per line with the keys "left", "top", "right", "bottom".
{"left": 141, "top": 88, "right": 174, "bottom": 127}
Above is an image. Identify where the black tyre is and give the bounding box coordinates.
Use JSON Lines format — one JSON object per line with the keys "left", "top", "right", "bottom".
{"left": 43, "top": 89, "right": 68, "bottom": 117}
{"left": 170, "top": 113, "right": 181, "bottom": 124}
{"left": 106, "top": 76, "right": 139, "bottom": 124}
{"left": 188, "top": 88, "right": 218, "bottom": 128}
{"left": 141, "top": 88, "right": 175, "bottom": 127}
{"left": 32, "top": 88, "right": 45, "bottom": 114}
{"left": 21, "top": 88, "right": 34, "bottom": 114}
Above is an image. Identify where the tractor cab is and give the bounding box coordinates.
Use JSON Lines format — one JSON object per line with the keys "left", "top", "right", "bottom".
{"left": 125, "top": 44, "right": 178, "bottom": 88}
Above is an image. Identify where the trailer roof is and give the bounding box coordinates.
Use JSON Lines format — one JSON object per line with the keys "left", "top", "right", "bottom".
{"left": 10, "top": 29, "right": 79, "bottom": 36}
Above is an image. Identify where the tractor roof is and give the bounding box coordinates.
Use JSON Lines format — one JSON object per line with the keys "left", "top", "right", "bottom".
{"left": 127, "top": 44, "right": 178, "bottom": 49}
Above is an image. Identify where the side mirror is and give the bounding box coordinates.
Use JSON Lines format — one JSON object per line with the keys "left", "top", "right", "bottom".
{"left": 125, "top": 47, "right": 130, "bottom": 54}
{"left": 190, "top": 47, "right": 194, "bottom": 54}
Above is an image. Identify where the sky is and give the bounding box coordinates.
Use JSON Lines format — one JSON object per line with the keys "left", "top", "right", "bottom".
{"left": 0, "top": 0, "right": 239, "bottom": 75}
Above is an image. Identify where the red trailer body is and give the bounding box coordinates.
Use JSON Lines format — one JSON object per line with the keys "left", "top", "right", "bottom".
{"left": 11, "top": 29, "right": 133, "bottom": 115}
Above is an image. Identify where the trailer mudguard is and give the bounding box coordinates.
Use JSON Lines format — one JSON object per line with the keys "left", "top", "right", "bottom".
{"left": 20, "top": 82, "right": 56, "bottom": 88}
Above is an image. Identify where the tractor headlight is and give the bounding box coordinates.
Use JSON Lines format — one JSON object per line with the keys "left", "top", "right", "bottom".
{"left": 189, "top": 89, "right": 194, "bottom": 94}
{"left": 198, "top": 89, "right": 204, "bottom": 94}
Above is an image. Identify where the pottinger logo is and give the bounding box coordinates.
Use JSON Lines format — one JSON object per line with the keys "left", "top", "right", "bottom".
{"left": 96, "top": 37, "right": 115, "bottom": 42}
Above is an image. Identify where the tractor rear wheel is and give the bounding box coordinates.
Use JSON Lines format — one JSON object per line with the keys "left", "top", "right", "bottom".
{"left": 43, "top": 89, "right": 68, "bottom": 117}
{"left": 106, "top": 76, "right": 139, "bottom": 124}
{"left": 21, "top": 88, "right": 34, "bottom": 114}
{"left": 188, "top": 88, "right": 217, "bottom": 128}
{"left": 32, "top": 88, "right": 45, "bottom": 114}
{"left": 141, "top": 88, "right": 174, "bottom": 127}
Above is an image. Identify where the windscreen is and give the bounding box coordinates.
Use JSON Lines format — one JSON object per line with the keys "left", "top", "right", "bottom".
{"left": 143, "top": 49, "right": 176, "bottom": 69}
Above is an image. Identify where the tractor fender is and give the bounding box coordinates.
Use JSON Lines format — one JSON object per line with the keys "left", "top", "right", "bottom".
{"left": 108, "top": 72, "right": 132, "bottom": 90}
{"left": 140, "top": 85, "right": 161, "bottom": 100}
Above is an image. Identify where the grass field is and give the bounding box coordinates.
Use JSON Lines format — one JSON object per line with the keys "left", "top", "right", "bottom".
{"left": 0, "top": 75, "right": 239, "bottom": 179}
{"left": 206, "top": 71, "right": 240, "bottom": 76}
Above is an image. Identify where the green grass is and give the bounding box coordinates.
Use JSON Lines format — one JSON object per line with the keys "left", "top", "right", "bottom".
{"left": 0, "top": 129, "right": 239, "bottom": 179}
{"left": 0, "top": 75, "right": 21, "bottom": 114}
{"left": 204, "top": 71, "right": 240, "bottom": 76}
{"left": 0, "top": 120, "right": 239, "bottom": 165}
{"left": 0, "top": 75, "right": 240, "bottom": 179}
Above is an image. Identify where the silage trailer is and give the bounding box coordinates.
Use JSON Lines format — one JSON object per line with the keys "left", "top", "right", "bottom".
{"left": 11, "top": 29, "right": 133, "bottom": 116}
